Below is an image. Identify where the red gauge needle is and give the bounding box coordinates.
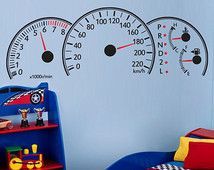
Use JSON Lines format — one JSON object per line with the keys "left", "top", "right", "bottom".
{"left": 171, "top": 37, "right": 182, "bottom": 41}
{"left": 117, "top": 43, "right": 135, "bottom": 50}
{"left": 182, "top": 59, "right": 192, "bottom": 62}
{"left": 40, "top": 32, "right": 47, "bottom": 51}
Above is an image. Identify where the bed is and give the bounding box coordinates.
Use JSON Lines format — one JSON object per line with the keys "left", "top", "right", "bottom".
{"left": 107, "top": 128, "right": 214, "bottom": 170}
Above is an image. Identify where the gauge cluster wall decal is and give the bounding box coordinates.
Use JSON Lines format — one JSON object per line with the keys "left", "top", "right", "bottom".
{"left": 6, "top": 17, "right": 72, "bottom": 80}
{"left": 5, "top": 7, "right": 208, "bottom": 80}
{"left": 62, "top": 7, "right": 155, "bottom": 76}
{"left": 147, "top": 17, "right": 208, "bottom": 76}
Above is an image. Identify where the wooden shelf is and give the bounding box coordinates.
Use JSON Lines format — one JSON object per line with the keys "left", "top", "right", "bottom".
{"left": 0, "top": 121, "right": 58, "bottom": 135}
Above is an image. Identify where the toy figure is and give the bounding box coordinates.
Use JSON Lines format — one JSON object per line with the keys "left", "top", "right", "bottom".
{"left": 19, "top": 108, "right": 30, "bottom": 128}
{"left": 34, "top": 107, "right": 45, "bottom": 126}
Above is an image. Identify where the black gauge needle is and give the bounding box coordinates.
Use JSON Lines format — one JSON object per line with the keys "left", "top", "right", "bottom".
{"left": 117, "top": 43, "right": 135, "bottom": 50}
{"left": 40, "top": 32, "right": 47, "bottom": 51}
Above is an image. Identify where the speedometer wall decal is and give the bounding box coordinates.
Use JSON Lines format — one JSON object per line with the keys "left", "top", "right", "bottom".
{"left": 62, "top": 7, "right": 155, "bottom": 76}
{"left": 7, "top": 17, "right": 72, "bottom": 79}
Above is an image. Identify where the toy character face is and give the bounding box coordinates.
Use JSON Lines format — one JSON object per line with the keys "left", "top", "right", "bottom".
{"left": 34, "top": 108, "right": 45, "bottom": 118}
{"left": 21, "top": 112, "right": 27, "bottom": 119}
{"left": 37, "top": 111, "right": 43, "bottom": 118}
{"left": 19, "top": 109, "right": 30, "bottom": 119}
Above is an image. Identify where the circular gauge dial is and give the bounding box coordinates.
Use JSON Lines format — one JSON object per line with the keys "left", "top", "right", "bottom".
{"left": 7, "top": 17, "right": 72, "bottom": 79}
{"left": 62, "top": 7, "right": 155, "bottom": 76}
{"left": 147, "top": 17, "right": 208, "bottom": 76}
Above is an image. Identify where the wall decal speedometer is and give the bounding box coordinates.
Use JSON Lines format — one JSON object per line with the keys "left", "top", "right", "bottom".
{"left": 62, "top": 7, "right": 155, "bottom": 76}
{"left": 6, "top": 17, "right": 72, "bottom": 79}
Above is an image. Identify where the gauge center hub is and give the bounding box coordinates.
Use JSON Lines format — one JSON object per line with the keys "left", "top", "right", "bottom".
{"left": 42, "top": 51, "right": 54, "bottom": 63}
{"left": 104, "top": 44, "right": 116, "bottom": 57}
{"left": 181, "top": 32, "right": 191, "bottom": 42}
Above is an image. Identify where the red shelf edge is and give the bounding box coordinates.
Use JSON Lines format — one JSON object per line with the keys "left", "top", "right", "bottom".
{"left": 37, "top": 160, "right": 63, "bottom": 170}
{"left": 0, "top": 121, "right": 58, "bottom": 135}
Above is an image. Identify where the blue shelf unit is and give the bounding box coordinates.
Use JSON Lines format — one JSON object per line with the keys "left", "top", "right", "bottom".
{"left": 0, "top": 82, "right": 66, "bottom": 170}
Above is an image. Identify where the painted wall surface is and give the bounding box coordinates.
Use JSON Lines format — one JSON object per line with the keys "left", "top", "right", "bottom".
{"left": 0, "top": 0, "right": 214, "bottom": 169}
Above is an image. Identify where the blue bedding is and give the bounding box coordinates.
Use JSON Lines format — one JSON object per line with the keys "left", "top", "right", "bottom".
{"left": 166, "top": 161, "right": 184, "bottom": 167}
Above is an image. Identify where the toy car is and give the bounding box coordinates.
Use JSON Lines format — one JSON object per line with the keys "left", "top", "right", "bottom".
{"left": 0, "top": 118, "right": 13, "bottom": 129}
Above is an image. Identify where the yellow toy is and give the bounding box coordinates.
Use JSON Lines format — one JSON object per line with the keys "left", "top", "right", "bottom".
{"left": 6, "top": 144, "right": 43, "bottom": 170}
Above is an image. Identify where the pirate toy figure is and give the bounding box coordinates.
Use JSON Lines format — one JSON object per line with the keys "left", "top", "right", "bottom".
{"left": 19, "top": 108, "right": 30, "bottom": 128}
{"left": 34, "top": 107, "right": 45, "bottom": 126}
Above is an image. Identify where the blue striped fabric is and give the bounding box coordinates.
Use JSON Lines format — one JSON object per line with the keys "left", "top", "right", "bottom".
{"left": 166, "top": 161, "right": 184, "bottom": 167}
{"left": 150, "top": 163, "right": 188, "bottom": 170}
